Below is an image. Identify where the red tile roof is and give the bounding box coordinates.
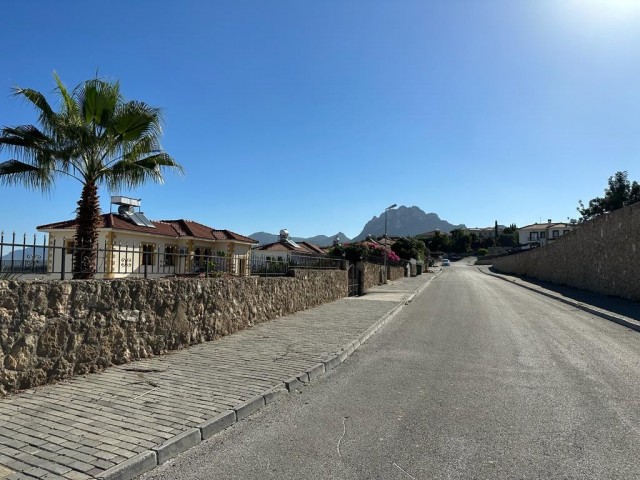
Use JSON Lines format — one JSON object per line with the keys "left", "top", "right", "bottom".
{"left": 37, "top": 215, "right": 258, "bottom": 244}
{"left": 254, "top": 240, "right": 326, "bottom": 255}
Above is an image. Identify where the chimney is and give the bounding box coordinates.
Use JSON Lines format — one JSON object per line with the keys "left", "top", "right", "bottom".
{"left": 548, "top": 219, "right": 552, "bottom": 223}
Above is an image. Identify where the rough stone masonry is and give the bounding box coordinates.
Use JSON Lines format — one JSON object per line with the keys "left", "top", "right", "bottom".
{"left": 0, "top": 269, "right": 347, "bottom": 396}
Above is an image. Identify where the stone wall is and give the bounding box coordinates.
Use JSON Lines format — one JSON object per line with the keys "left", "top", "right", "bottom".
{"left": 362, "top": 263, "right": 384, "bottom": 291}
{"left": 0, "top": 269, "right": 347, "bottom": 396}
{"left": 389, "top": 265, "right": 405, "bottom": 281}
{"left": 361, "top": 263, "right": 405, "bottom": 289}
{"left": 493, "top": 203, "right": 640, "bottom": 301}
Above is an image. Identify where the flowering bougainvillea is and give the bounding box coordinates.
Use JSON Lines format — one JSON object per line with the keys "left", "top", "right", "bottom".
{"left": 330, "top": 241, "right": 404, "bottom": 265}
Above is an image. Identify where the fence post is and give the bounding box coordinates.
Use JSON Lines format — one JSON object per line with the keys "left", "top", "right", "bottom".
{"left": 61, "top": 244, "right": 66, "bottom": 281}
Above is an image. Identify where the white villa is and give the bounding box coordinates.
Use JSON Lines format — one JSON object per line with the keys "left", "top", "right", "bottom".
{"left": 517, "top": 220, "right": 575, "bottom": 246}
{"left": 37, "top": 196, "right": 258, "bottom": 278}
{"left": 251, "top": 229, "right": 325, "bottom": 262}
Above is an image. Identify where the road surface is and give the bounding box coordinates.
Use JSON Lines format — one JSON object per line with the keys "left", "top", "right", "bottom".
{"left": 141, "top": 262, "right": 640, "bottom": 479}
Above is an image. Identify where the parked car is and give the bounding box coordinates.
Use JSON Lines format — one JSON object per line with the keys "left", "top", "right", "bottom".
{"left": 442, "top": 259, "right": 451, "bottom": 267}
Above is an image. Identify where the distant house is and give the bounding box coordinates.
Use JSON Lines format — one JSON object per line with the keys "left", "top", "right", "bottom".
{"left": 465, "top": 226, "right": 503, "bottom": 239}
{"left": 416, "top": 230, "right": 450, "bottom": 239}
{"left": 251, "top": 229, "right": 325, "bottom": 263}
{"left": 517, "top": 220, "right": 574, "bottom": 246}
{"left": 37, "top": 196, "right": 258, "bottom": 278}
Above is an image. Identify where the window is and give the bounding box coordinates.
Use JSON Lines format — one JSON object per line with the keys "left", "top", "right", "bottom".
{"left": 194, "top": 247, "right": 213, "bottom": 270}
{"left": 552, "top": 230, "right": 559, "bottom": 238}
{"left": 540, "top": 231, "right": 546, "bottom": 239}
{"left": 63, "top": 240, "right": 74, "bottom": 255}
{"left": 141, "top": 244, "right": 155, "bottom": 266}
{"left": 164, "top": 245, "right": 178, "bottom": 266}
{"left": 530, "top": 232, "right": 539, "bottom": 241}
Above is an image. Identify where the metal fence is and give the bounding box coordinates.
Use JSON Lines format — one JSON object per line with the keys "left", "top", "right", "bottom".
{"left": 0, "top": 233, "right": 343, "bottom": 280}
{"left": 0, "top": 233, "right": 48, "bottom": 276}
{"left": 249, "top": 253, "right": 343, "bottom": 277}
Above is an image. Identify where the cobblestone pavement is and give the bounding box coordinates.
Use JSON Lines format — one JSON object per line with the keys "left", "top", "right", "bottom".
{"left": 0, "top": 273, "right": 436, "bottom": 480}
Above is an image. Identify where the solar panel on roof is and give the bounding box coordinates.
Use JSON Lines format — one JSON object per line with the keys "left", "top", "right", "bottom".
{"left": 285, "top": 239, "right": 299, "bottom": 249}
{"left": 130, "top": 212, "right": 155, "bottom": 228}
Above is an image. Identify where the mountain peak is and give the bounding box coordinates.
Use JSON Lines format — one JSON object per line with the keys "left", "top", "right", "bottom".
{"left": 353, "top": 205, "right": 464, "bottom": 240}
{"left": 249, "top": 205, "right": 465, "bottom": 246}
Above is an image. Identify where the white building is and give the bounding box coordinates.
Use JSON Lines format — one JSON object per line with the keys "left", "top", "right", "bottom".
{"left": 517, "top": 220, "right": 575, "bottom": 246}
{"left": 37, "top": 196, "right": 257, "bottom": 278}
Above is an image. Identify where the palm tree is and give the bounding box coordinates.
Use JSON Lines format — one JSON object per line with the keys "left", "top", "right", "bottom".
{"left": 0, "top": 73, "right": 183, "bottom": 279}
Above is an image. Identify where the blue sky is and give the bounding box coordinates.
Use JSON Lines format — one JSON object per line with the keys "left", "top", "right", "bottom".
{"left": 1, "top": 0, "right": 639, "bottom": 239}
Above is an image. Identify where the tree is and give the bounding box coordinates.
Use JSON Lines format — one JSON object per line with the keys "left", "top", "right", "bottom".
{"left": 450, "top": 229, "right": 472, "bottom": 253}
{"left": 498, "top": 224, "right": 518, "bottom": 247}
{"left": 0, "top": 73, "right": 183, "bottom": 278}
{"left": 578, "top": 171, "right": 640, "bottom": 221}
{"left": 425, "top": 230, "right": 450, "bottom": 253}
{"left": 391, "top": 237, "right": 428, "bottom": 261}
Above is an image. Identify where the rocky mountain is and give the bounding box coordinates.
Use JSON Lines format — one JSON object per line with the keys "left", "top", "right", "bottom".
{"left": 250, "top": 206, "right": 464, "bottom": 246}
{"left": 352, "top": 206, "right": 465, "bottom": 241}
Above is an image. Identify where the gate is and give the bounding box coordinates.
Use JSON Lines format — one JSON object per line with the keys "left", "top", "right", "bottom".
{"left": 348, "top": 263, "right": 360, "bottom": 297}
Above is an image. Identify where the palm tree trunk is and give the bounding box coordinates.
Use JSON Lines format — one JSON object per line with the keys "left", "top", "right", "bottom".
{"left": 73, "top": 182, "right": 101, "bottom": 279}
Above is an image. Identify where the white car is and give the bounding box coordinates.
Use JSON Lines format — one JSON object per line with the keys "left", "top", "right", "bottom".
{"left": 442, "top": 259, "right": 451, "bottom": 267}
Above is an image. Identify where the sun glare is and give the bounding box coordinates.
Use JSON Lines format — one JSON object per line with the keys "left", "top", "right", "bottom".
{"left": 567, "top": 0, "right": 640, "bottom": 25}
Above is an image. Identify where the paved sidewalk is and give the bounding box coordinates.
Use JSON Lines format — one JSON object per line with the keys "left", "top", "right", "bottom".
{"left": 0, "top": 273, "right": 437, "bottom": 480}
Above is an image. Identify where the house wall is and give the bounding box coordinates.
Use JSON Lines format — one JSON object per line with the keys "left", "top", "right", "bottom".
{"left": 44, "top": 231, "right": 251, "bottom": 278}
{"left": 494, "top": 203, "right": 640, "bottom": 301}
{"left": 251, "top": 249, "right": 289, "bottom": 262}
{"left": 0, "top": 269, "right": 347, "bottom": 396}
{"left": 518, "top": 225, "right": 573, "bottom": 246}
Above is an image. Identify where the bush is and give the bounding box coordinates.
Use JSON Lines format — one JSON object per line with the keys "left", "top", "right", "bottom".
{"left": 477, "top": 248, "right": 488, "bottom": 257}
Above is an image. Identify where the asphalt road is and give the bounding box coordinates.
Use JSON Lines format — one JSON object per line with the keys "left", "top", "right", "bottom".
{"left": 140, "top": 262, "right": 640, "bottom": 480}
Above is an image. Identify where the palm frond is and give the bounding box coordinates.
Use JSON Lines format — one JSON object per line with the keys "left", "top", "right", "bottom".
{"left": 0, "top": 125, "right": 55, "bottom": 166}
{"left": 113, "top": 102, "right": 162, "bottom": 142}
{"left": 0, "top": 159, "right": 54, "bottom": 190}
{"left": 13, "top": 87, "right": 57, "bottom": 131}
{"left": 104, "top": 152, "right": 182, "bottom": 190}
{"left": 77, "top": 78, "right": 121, "bottom": 128}
{"left": 53, "top": 72, "right": 79, "bottom": 119}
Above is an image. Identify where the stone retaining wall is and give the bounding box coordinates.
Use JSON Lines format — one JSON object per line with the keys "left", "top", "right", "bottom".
{"left": 493, "top": 203, "right": 640, "bottom": 301}
{"left": 362, "top": 263, "right": 384, "bottom": 290}
{"left": 361, "top": 263, "right": 405, "bottom": 290}
{"left": 389, "top": 265, "right": 405, "bottom": 281}
{"left": 0, "top": 269, "right": 347, "bottom": 396}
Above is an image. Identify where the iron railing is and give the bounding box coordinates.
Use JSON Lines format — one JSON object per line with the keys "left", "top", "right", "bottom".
{"left": 0, "top": 233, "right": 343, "bottom": 280}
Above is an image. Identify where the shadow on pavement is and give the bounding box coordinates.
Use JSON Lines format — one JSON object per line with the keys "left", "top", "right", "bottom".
{"left": 488, "top": 267, "right": 640, "bottom": 323}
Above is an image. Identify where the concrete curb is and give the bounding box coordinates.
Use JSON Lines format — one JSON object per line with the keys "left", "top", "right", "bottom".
{"left": 199, "top": 410, "right": 236, "bottom": 440}
{"left": 479, "top": 268, "right": 640, "bottom": 333}
{"left": 102, "top": 274, "right": 439, "bottom": 480}
{"left": 96, "top": 451, "right": 157, "bottom": 480}
{"left": 262, "top": 384, "right": 288, "bottom": 405}
{"left": 234, "top": 395, "right": 266, "bottom": 421}
{"left": 153, "top": 428, "right": 202, "bottom": 465}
